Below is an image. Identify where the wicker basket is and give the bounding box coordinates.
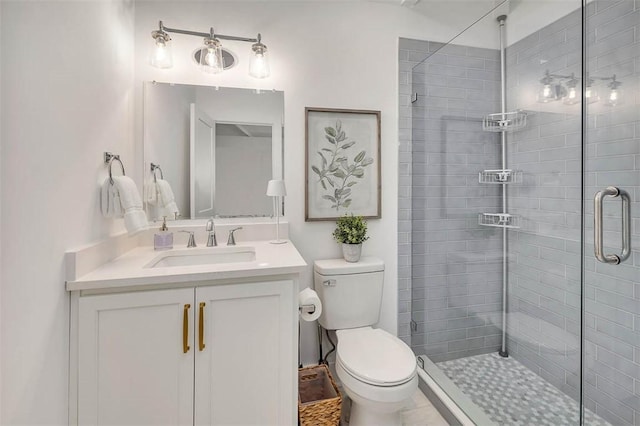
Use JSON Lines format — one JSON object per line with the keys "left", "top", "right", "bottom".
{"left": 298, "top": 364, "right": 342, "bottom": 426}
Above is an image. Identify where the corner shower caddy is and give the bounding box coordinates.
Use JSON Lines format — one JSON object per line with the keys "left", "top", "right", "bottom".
{"left": 478, "top": 15, "right": 527, "bottom": 359}
{"left": 477, "top": 110, "right": 525, "bottom": 230}
{"left": 477, "top": 30, "right": 525, "bottom": 231}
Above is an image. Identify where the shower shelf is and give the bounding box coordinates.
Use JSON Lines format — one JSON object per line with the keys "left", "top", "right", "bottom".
{"left": 482, "top": 111, "right": 527, "bottom": 132}
{"left": 478, "top": 213, "right": 521, "bottom": 229}
{"left": 479, "top": 169, "right": 523, "bottom": 184}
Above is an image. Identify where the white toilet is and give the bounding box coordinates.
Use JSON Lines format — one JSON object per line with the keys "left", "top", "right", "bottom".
{"left": 314, "top": 257, "right": 418, "bottom": 426}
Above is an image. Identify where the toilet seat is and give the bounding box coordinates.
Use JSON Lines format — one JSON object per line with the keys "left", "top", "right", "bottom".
{"left": 336, "top": 327, "right": 417, "bottom": 387}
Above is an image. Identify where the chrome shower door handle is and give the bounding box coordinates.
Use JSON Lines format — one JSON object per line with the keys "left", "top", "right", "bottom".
{"left": 594, "top": 186, "right": 631, "bottom": 265}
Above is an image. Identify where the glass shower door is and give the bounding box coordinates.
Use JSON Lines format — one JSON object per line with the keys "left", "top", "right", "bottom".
{"left": 583, "top": 2, "right": 640, "bottom": 425}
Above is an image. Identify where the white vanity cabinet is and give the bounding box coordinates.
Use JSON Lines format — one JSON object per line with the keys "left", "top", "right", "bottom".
{"left": 77, "top": 288, "right": 195, "bottom": 425}
{"left": 74, "top": 279, "right": 297, "bottom": 426}
{"left": 194, "top": 281, "right": 295, "bottom": 425}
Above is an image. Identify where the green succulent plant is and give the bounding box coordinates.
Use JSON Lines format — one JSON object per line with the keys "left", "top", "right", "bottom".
{"left": 332, "top": 214, "right": 369, "bottom": 244}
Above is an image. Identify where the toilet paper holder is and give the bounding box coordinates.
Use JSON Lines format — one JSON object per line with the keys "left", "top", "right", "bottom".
{"left": 299, "top": 304, "right": 316, "bottom": 314}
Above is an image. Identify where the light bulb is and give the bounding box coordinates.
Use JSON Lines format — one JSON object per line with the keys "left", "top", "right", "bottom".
{"left": 605, "top": 79, "right": 622, "bottom": 106}
{"left": 200, "top": 37, "right": 223, "bottom": 74}
{"left": 250, "top": 54, "right": 268, "bottom": 78}
{"left": 538, "top": 84, "right": 556, "bottom": 103}
{"left": 205, "top": 49, "right": 216, "bottom": 66}
{"left": 606, "top": 88, "right": 621, "bottom": 106}
{"left": 585, "top": 85, "right": 599, "bottom": 104}
{"left": 155, "top": 42, "right": 166, "bottom": 60}
{"left": 563, "top": 84, "right": 580, "bottom": 105}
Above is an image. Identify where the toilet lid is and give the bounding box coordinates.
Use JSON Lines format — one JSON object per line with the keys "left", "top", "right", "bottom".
{"left": 337, "top": 328, "right": 417, "bottom": 386}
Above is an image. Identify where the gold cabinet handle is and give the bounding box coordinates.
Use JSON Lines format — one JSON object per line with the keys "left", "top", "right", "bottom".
{"left": 183, "top": 304, "right": 191, "bottom": 353}
{"left": 198, "top": 302, "right": 206, "bottom": 351}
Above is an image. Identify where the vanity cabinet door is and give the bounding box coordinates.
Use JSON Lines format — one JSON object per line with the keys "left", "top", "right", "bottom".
{"left": 78, "top": 288, "right": 195, "bottom": 426}
{"left": 194, "top": 280, "right": 296, "bottom": 426}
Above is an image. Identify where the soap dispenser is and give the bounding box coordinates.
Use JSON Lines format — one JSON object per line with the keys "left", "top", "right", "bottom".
{"left": 154, "top": 216, "right": 173, "bottom": 251}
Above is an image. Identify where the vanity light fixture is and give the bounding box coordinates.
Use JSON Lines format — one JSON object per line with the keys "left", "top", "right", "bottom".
{"left": 537, "top": 70, "right": 621, "bottom": 106}
{"left": 150, "top": 21, "right": 270, "bottom": 79}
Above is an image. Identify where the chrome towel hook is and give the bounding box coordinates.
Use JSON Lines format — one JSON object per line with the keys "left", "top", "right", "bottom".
{"left": 104, "top": 152, "right": 126, "bottom": 185}
{"left": 150, "top": 163, "right": 164, "bottom": 182}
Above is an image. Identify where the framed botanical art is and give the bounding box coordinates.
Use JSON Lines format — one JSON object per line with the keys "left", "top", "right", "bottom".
{"left": 305, "top": 107, "right": 381, "bottom": 221}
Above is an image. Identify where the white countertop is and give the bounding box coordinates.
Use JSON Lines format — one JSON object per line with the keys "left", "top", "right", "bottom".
{"left": 66, "top": 240, "right": 307, "bottom": 292}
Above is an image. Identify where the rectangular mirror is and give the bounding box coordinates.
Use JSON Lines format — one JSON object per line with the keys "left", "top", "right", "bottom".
{"left": 143, "top": 82, "right": 284, "bottom": 220}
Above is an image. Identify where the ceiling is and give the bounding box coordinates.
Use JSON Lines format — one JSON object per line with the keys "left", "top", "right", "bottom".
{"left": 217, "top": 123, "right": 272, "bottom": 138}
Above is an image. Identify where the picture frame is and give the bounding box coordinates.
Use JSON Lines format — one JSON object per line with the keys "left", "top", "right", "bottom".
{"left": 305, "top": 107, "right": 381, "bottom": 221}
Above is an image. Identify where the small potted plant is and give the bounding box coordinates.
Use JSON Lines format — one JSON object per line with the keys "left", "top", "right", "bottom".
{"left": 332, "top": 214, "right": 369, "bottom": 262}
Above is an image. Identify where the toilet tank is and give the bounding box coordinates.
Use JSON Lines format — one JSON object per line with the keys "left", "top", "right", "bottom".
{"left": 313, "top": 257, "right": 385, "bottom": 330}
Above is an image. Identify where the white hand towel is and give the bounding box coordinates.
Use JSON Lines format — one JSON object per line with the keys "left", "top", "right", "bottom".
{"left": 112, "top": 176, "right": 143, "bottom": 209}
{"left": 154, "top": 179, "right": 179, "bottom": 218}
{"left": 101, "top": 178, "right": 122, "bottom": 218}
{"left": 110, "top": 176, "right": 149, "bottom": 235}
{"left": 162, "top": 201, "right": 180, "bottom": 218}
{"left": 144, "top": 180, "right": 158, "bottom": 205}
{"left": 124, "top": 209, "right": 149, "bottom": 236}
{"left": 155, "top": 179, "right": 176, "bottom": 205}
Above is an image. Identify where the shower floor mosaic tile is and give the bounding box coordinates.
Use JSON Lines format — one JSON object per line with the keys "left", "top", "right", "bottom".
{"left": 437, "top": 353, "right": 609, "bottom": 426}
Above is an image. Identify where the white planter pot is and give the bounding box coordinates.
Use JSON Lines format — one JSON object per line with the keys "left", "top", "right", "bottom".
{"left": 342, "top": 243, "right": 362, "bottom": 263}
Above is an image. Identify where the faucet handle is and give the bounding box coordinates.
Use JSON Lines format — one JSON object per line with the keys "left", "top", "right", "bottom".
{"left": 206, "top": 217, "right": 215, "bottom": 232}
{"left": 179, "top": 230, "right": 197, "bottom": 248}
{"left": 227, "top": 227, "right": 243, "bottom": 246}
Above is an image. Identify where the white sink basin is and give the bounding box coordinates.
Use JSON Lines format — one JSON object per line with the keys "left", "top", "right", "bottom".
{"left": 145, "top": 247, "right": 256, "bottom": 268}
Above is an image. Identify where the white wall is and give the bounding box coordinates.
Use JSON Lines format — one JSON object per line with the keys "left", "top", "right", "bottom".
{"left": 215, "top": 135, "right": 272, "bottom": 216}
{"left": 0, "top": 1, "right": 134, "bottom": 423}
{"left": 134, "top": 0, "right": 477, "bottom": 364}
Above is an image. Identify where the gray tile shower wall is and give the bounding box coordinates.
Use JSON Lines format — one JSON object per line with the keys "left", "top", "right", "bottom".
{"left": 399, "top": 38, "right": 504, "bottom": 361}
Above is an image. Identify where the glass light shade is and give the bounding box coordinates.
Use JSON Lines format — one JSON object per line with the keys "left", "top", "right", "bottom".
{"left": 249, "top": 42, "right": 270, "bottom": 79}
{"left": 266, "top": 179, "right": 286, "bottom": 197}
{"left": 537, "top": 84, "right": 556, "bottom": 103}
{"left": 200, "top": 38, "right": 224, "bottom": 74}
{"left": 150, "top": 33, "right": 173, "bottom": 69}
{"left": 605, "top": 87, "right": 622, "bottom": 106}
{"left": 584, "top": 85, "right": 599, "bottom": 104}
{"left": 563, "top": 85, "right": 580, "bottom": 105}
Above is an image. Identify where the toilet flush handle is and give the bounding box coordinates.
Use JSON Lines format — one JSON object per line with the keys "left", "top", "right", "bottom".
{"left": 323, "top": 279, "right": 336, "bottom": 287}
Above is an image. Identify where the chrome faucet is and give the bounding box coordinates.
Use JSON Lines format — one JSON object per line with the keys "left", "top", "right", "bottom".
{"left": 206, "top": 217, "right": 217, "bottom": 247}
{"left": 179, "top": 230, "right": 197, "bottom": 248}
{"left": 227, "top": 227, "right": 243, "bottom": 246}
